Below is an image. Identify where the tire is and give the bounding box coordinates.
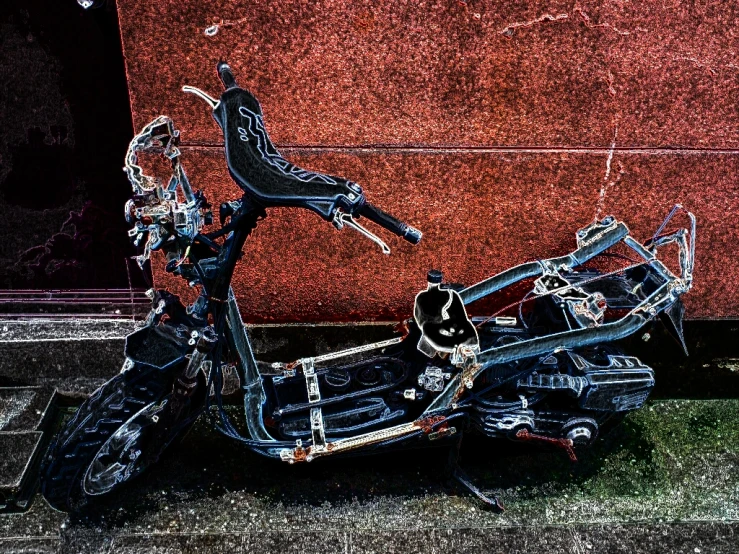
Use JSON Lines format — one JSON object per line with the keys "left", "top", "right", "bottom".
{"left": 39, "top": 362, "right": 203, "bottom": 512}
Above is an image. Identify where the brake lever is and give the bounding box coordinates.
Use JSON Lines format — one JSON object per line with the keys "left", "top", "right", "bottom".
{"left": 333, "top": 211, "right": 391, "bottom": 255}
{"left": 182, "top": 86, "right": 220, "bottom": 109}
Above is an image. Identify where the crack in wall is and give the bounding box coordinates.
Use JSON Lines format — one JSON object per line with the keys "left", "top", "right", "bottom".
{"left": 667, "top": 53, "right": 738, "bottom": 75}
{"left": 678, "top": 56, "right": 719, "bottom": 75}
{"left": 498, "top": 13, "right": 569, "bottom": 36}
{"left": 595, "top": 127, "right": 623, "bottom": 221}
{"left": 605, "top": 69, "right": 617, "bottom": 96}
{"left": 604, "top": 130, "right": 616, "bottom": 182}
{"left": 199, "top": 4, "right": 685, "bottom": 49}
{"left": 498, "top": 5, "right": 646, "bottom": 37}
{"left": 595, "top": 159, "right": 625, "bottom": 221}
{"left": 573, "top": 6, "right": 646, "bottom": 36}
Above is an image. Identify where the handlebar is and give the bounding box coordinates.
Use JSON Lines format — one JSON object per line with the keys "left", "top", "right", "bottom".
{"left": 217, "top": 61, "right": 237, "bottom": 89}
{"left": 357, "top": 202, "right": 422, "bottom": 245}
{"left": 185, "top": 62, "right": 423, "bottom": 251}
{"left": 215, "top": 62, "right": 421, "bottom": 247}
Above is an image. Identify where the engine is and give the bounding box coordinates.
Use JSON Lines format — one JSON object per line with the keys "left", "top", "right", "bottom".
{"left": 467, "top": 342, "right": 655, "bottom": 446}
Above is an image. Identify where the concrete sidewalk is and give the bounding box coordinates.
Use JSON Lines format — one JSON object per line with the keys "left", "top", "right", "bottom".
{"left": 1, "top": 398, "right": 738, "bottom": 553}
{"left": 0, "top": 320, "right": 737, "bottom": 553}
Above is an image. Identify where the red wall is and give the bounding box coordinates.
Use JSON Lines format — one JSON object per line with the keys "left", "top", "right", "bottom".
{"left": 117, "top": 0, "right": 739, "bottom": 322}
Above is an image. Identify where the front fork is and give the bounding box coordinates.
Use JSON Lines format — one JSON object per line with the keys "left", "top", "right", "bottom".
{"left": 196, "top": 198, "right": 275, "bottom": 441}
{"left": 164, "top": 287, "right": 273, "bottom": 443}
{"left": 223, "top": 290, "right": 275, "bottom": 441}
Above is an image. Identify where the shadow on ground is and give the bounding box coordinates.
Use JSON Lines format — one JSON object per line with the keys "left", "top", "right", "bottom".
{"left": 66, "top": 409, "right": 647, "bottom": 528}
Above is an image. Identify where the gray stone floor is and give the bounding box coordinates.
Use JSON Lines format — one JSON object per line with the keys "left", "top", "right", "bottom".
{"left": 0, "top": 320, "right": 737, "bottom": 553}
{"left": 1, "top": 523, "right": 737, "bottom": 553}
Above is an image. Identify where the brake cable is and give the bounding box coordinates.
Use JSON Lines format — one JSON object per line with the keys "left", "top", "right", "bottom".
{"left": 474, "top": 260, "right": 651, "bottom": 328}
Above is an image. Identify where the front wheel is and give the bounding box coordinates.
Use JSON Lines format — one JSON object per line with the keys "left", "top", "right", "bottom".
{"left": 40, "top": 362, "right": 204, "bottom": 511}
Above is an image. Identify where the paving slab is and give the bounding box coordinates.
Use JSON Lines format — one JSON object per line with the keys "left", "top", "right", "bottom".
{"left": 0, "top": 434, "right": 41, "bottom": 491}
{"left": 0, "top": 398, "right": 737, "bottom": 551}
{"left": 1, "top": 523, "right": 737, "bottom": 554}
{"left": 0, "top": 538, "right": 58, "bottom": 554}
{"left": 0, "top": 387, "right": 58, "bottom": 514}
{"left": 0, "top": 432, "right": 42, "bottom": 513}
{"left": 0, "top": 390, "right": 45, "bottom": 434}
{"left": 113, "top": 533, "right": 244, "bottom": 554}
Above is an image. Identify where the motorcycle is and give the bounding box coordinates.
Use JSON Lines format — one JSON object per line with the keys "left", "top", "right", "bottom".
{"left": 39, "top": 62, "right": 696, "bottom": 512}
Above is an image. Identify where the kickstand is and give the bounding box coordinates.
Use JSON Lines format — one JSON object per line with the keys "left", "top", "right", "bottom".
{"left": 445, "top": 433, "right": 504, "bottom": 512}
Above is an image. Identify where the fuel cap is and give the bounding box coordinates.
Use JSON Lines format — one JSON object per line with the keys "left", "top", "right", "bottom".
{"left": 427, "top": 269, "right": 443, "bottom": 284}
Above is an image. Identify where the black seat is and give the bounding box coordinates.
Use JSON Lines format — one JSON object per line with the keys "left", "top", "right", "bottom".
{"left": 212, "top": 87, "right": 364, "bottom": 220}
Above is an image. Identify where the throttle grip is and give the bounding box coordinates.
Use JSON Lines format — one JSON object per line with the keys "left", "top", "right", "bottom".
{"left": 358, "top": 203, "right": 422, "bottom": 245}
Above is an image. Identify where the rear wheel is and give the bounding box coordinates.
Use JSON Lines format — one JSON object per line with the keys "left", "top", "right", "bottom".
{"left": 40, "top": 363, "right": 204, "bottom": 511}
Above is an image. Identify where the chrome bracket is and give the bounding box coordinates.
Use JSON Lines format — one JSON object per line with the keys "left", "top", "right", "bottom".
{"left": 309, "top": 407, "right": 327, "bottom": 454}
{"left": 302, "top": 358, "right": 321, "bottom": 403}
{"left": 298, "top": 358, "right": 328, "bottom": 455}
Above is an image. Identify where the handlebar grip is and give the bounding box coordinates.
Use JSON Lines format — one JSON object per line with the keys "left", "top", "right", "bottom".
{"left": 358, "top": 203, "right": 422, "bottom": 245}
{"left": 217, "top": 61, "right": 237, "bottom": 89}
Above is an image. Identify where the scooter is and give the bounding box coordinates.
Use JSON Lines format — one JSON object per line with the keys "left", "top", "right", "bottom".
{"left": 39, "top": 62, "right": 695, "bottom": 512}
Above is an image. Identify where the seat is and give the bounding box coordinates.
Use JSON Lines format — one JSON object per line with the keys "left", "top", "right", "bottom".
{"left": 212, "top": 87, "right": 364, "bottom": 220}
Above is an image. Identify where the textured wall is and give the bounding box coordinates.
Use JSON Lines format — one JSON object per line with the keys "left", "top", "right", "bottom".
{"left": 117, "top": 0, "right": 738, "bottom": 322}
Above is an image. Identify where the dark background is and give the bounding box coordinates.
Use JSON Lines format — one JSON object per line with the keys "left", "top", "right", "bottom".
{"left": 0, "top": 0, "right": 143, "bottom": 290}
